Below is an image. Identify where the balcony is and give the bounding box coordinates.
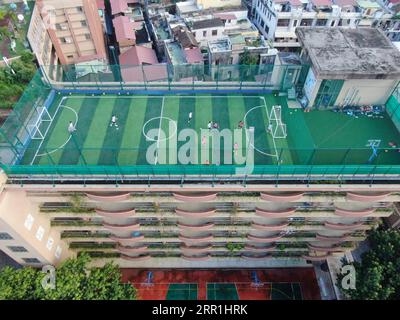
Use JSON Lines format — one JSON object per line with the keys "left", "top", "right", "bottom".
{"left": 346, "top": 192, "right": 390, "bottom": 202}
{"left": 247, "top": 234, "right": 283, "bottom": 243}
{"left": 260, "top": 192, "right": 303, "bottom": 202}
{"left": 121, "top": 254, "right": 151, "bottom": 261}
{"left": 251, "top": 222, "right": 289, "bottom": 231}
{"left": 86, "top": 192, "right": 131, "bottom": 202}
{"left": 316, "top": 234, "right": 349, "bottom": 242}
{"left": 308, "top": 244, "right": 345, "bottom": 252}
{"left": 110, "top": 235, "right": 145, "bottom": 243}
{"left": 178, "top": 222, "right": 214, "bottom": 231}
{"left": 180, "top": 245, "right": 212, "bottom": 253}
{"left": 324, "top": 222, "right": 364, "bottom": 231}
{"left": 117, "top": 245, "right": 148, "bottom": 254}
{"left": 242, "top": 254, "right": 269, "bottom": 260}
{"left": 255, "top": 208, "right": 296, "bottom": 218}
{"left": 103, "top": 222, "right": 140, "bottom": 232}
{"left": 182, "top": 254, "right": 210, "bottom": 261}
{"left": 173, "top": 192, "right": 217, "bottom": 202}
{"left": 96, "top": 208, "right": 136, "bottom": 218}
{"left": 175, "top": 208, "right": 216, "bottom": 218}
{"left": 179, "top": 234, "right": 214, "bottom": 243}
{"left": 334, "top": 208, "right": 375, "bottom": 217}
{"left": 244, "top": 244, "right": 277, "bottom": 252}
{"left": 302, "top": 254, "right": 329, "bottom": 261}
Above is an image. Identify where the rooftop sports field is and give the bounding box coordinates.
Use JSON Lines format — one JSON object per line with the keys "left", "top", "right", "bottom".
{"left": 17, "top": 92, "right": 400, "bottom": 167}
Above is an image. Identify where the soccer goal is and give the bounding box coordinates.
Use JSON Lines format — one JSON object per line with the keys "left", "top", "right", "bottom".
{"left": 26, "top": 103, "right": 53, "bottom": 140}
{"left": 269, "top": 105, "right": 287, "bottom": 139}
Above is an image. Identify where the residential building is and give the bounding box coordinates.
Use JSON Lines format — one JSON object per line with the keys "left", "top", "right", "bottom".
{"left": 27, "top": 0, "right": 108, "bottom": 79}
{"left": 189, "top": 17, "right": 225, "bottom": 46}
{"left": 296, "top": 27, "right": 400, "bottom": 108}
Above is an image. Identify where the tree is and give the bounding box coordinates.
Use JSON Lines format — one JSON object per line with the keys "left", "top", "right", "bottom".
{"left": 338, "top": 228, "right": 400, "bottom": 300}
{"left": 239, "top": 49, "right": 259, "bottom": 66}
{"left": 0, "top": 253, "right": 137, "bottom": 300}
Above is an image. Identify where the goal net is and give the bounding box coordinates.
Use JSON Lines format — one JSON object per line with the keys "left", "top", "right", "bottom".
{"left": 26, "top": 103, "right": 53, "bottom": 140}
{"left": 269, "top": 105, "right": 287, "bottom": 139}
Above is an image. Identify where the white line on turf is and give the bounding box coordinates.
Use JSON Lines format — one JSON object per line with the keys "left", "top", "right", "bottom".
{"left": 154, "top": 97, "right": 165, "bottom": 165}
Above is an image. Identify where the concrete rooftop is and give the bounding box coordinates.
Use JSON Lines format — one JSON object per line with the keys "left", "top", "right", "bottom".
{"left": 296, "top": 27, "right": 400, "bottom": 80}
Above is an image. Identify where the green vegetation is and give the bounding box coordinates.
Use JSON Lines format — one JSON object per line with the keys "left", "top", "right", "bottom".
{"left": 338, "top": 229, "right": 400, "bottom": 300}
{"left": 226, "top": 242, "right": 244, "bottom": 252}
{"left": 0, "top": 253, "right": 136, "bottom": 300}
{"left": 0, "top": 51, "right": 36, "bottom": 109}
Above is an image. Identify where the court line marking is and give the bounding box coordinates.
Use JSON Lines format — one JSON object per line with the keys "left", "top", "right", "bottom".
{"left": 30, "top": 97, "right": 66, "bottom": 165}
{"left": 155, "top": 97, "right": 165, "bottom": 165}
{"left": 35, "top": 106, "right": 79, "bottom": 158}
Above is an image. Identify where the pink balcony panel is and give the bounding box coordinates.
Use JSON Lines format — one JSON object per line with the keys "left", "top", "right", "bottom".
{"left": 175, "top": 208, "right": 216, "bottom": 218}
{"left": 173, "top": 192, "right": 217, "bottom": 202}
{"left": 178, "top": 222, "right": 214, "bottom": 231}
{"left": 255, "top": 208, "right": 296, "bottom": 218}
{"left": 247, "top": 234, "right": 283, "bottom": 243}
{"left": 117, "top": 245, "right": 148, "bottom": 254}
{"left": 303, "top": 254, "right": 330, "bottom": 261}
{"left": 86, "top": 192, "right": 131, "bottom": 202}
{"left": 110, "top": 235, "right": 145, "bottom": 243}
{"left": 316, "top": 234, "right": 349, "bottom": 242}
{"left": 103, "top": 222, "right": 140, "bottom": 232}
{"left": 334, "top": 208, "right": 375, "bottom": 217}
{"left": 179, "top": 235, "right": 214, "bottom": 243}
{"left": 245, "top": 244, "right": 277, "bottom": 252}
{"left": 251, "top": 222, "right": 289, "bottom": 231}
{"left": 260, "top": 192, "right": 303, "bottom": 202}
{"left": 181, "top": 245, "right": 212, "bottom": 253}
{"left": 182, "top": 254, "right": 210, "bottom": 261}
{"left": 308, "top": 244, "right": 345, "bottom": 252}
{"left": 121, "top": 255, "right": 151, "bottom": 261}
{"left": 346, "top": 192, "right": 390, "bottom": 202}
{"left": 324, "top": 221, "right": 364, "bottom": 230}
{"left": 96, "top": 208, "right": 136, "bottom": 218}
{"left": 242, "top": 254, "right": 269, "bottom": 260}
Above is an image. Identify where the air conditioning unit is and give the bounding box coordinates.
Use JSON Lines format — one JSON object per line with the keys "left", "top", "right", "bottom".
{"left": 60, "top": 24, "right": 68, "bottom": 30}
{"left": 64, "top": 37, "right": 72, "bottom": 44}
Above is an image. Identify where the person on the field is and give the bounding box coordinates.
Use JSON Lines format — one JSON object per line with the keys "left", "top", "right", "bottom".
{"left": 110, "top": 115, "right": 119, "bottom": 129}
{"left": 267, "top": 122, "right": 273, "bottom": 134}
{"left": 188, "top": 112, "right": 193, "bottom": 124}
{"left": 208, "top": 121, "right": 212, "bottom": 130}
{"left": 68, "top": 121, "right": 76, "bottom": 134}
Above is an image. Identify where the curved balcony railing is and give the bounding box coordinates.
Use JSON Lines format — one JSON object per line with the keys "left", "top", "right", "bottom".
{"left": 247, "top": 234, "right": 283, "bottom": 243}
{"left": 110, "top": 235, "right": 145, "bottom": 243}
{"left": 177, "top": 222, "right": 214, "bottom": 231}
{"left": 182, "top": 254, "right": 210, "bottom": 261}
{"left": 180, "top": 245, "right": 212, "bottom": 253}
{"left": 86, "top": 192, "right": 131, "bottom": 202}
{"left": 251, "top": 222, "right": 289, "bottom": 231}
{"left": 346, "top": 192, "right": 390, "bottom": 202}
{"left": 255, "top": 208, "right": 296, "bottom": 218}
{"left": 302, "top": 254, "right": 330, "bottom": 261}
{"left": 316, "top": 234, "right": 349, "bottom": 242}
{"left": 175, "top": 208, "right": 216, "bottom": 218}
{"left": 260, "top": 192, "right": 303, "bottom": 202}
{"left": 242, "top": 254, "right": 269, "bottom": 260}
{"left": 308, "top": 244, "right": 345, "bottom": 252}
{"left": 121, "top": 254, "right": 151, "bottom": 261}
{"left": 179, "top": 234, "right": 214, "bottom": 243}
{"left": 103, "top": 222, "right": 140, "bottom": 232}
{"left": 117, "top": 245, "right": 148, "bottom": 254}
{"left": 324, "top": 221, "right": 364, "bottom": 230}
{"left": 96, "top": 208, "right": 136, "bottom": 218}
{"left": 334, "top": 208, "right": 375, "bottom": 217}
{"left": 244, "top": 244, "right": 277, "bottom": 252}
{"left": 173, "top": 192, "right": 217, "bottom": 202}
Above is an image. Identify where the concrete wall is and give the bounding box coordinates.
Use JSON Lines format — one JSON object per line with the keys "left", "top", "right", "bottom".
{"left": 196, "top": 0, "right": 241, "bottom": 10}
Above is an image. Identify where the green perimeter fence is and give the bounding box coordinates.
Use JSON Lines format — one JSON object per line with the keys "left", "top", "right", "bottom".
{"left": 1, "top": 65, "right": 400, "bottom": 178}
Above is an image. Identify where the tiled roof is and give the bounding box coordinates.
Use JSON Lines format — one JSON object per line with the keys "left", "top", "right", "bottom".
{"left": 110, "top": 0, "right": 128, "bottom": 15}
{"left": 311, "top": 0, "right": 332, "bottom": 6}
{"left": 184, "top": 47, "right": 203, "bottom": 64}
{"left": 191, "top": 18, "right": 224, "bottom": 30}
{"left": 113, "top": 15, "right": 136, "bottom": 42}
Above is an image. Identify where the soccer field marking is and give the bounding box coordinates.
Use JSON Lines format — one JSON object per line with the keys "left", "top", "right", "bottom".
{"left": 155, "top": 97, "right": 165, "bottom": 165}
{"left": 30, "top": 97, "right": 67, "bottom": 165}
{"left": 142, "top": 117, "right": 177, "bottom": 142}
{"left": 243, "top": 105, "right": 279, "bottom": 160}
{"left": 34, "top": 105, "right": 79, "bottom": 160}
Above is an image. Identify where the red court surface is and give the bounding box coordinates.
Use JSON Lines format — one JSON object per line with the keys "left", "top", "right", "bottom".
{"left": 121, "top": 268, "right": 321, "bottom": 300}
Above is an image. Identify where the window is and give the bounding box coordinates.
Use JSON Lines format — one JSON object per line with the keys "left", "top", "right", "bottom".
{"left": 212, "top": 29, "right": 218, "bottom": 36}
{"left": 22, "top": 258, "right": 41, "bottom": 264}
{"left": 67, "top": 55, "right": 74, "bottom": 59}
{"left": 85, "top": 33, "right": 91, "bottom": 40}
{"left": 81, "top": 21, "right": 87, "bottom": 27}
{"left": 203, "top": 30, "right": 207, "bottom": 37}
{"left": 264, "top": 25, "right": 269, "bottom": 34}
{"left": 7, "top": 246, "right": 28, "bottom": 253}
{"left": 331, "top": 20, "right": 335, "bottom": 27}
{"left": 260, "top": 20, "right": 265, "bottom": 28}
{"left": 277, "top": 19, "right": 290, "bottom": 27}
{"left": 193, "top": 31, "right": 196, "bottom": 37}
{"left": 0, "top": 232, "right": 13, "bottom": 240}
{"left": 77, "top": 6, "right": 83, "bottom": 12}
{"left": 61, "top": 37, "right": 72, "bottom": 44}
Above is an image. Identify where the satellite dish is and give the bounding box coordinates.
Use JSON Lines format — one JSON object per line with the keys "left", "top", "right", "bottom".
{"left": 18, "top": 14, "right": 25, "bottom": 22}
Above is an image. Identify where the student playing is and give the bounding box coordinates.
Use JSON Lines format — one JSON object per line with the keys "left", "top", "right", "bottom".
{"left": 67, "top": 121, "right": 76, "bottom": 134}
{"left": 238, "top": 120, "right": 244, "bottom": 129}
{"left": 188, "top": 112, "right": 193, "bottom": 124}
{"left": 208, "top": 121, "right": 212, "bottom": 130}
{"left": 267, "top": 122, "right": 273, "bottom": 134}
{"left": 110, "top": 115, "right": 119, "bottom": 129}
